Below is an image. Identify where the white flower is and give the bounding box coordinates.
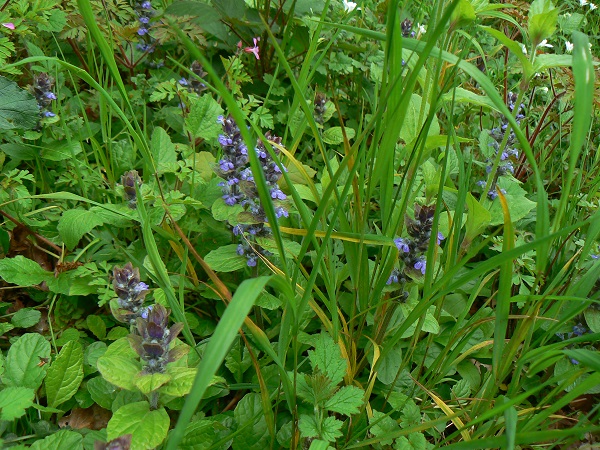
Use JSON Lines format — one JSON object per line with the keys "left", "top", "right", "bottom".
{"left": 417, "top": 24, "right": 427, "bottom": 35}
{"left": 520, "top": 43, "right": 528, "bottom": 55}
{"left": 343, "top": 0, "right": 358, "bottom": 12}
{"left": 580, "top": 0, "right": 588, "bottom": 6}
{"left": 537, "top": 39, "right": 553, "bottom": 48}
{"left": 590, "top": 3, "right": 597, "bottom": 9}
{"left": 565, "top": 41, "right": 574, "bottom": 52}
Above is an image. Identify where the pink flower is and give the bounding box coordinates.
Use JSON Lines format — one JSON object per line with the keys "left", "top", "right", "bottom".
{"left": 244, "top": 37, "right": 260, "bottom": 60}
{"left": 2, "top": 23, "right": 15, "bottom": 30}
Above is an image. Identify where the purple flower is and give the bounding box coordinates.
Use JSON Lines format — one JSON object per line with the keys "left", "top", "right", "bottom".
{"left": 270, "top": 188, "right": 286, "bottom": 200}
{"left": 387, "top": 269, "right": 400, "bottom": 285}
{"left": 137, "top": 27, "right": 148, "bottom": 36}
{"left": 219, "top": 159, "right": 234, "bottom": 172}
{"left": 476, "top": 180, "right": 486, "bottom": 188}
{"left": 141, "top": 1, "right": 152, "bottom": 8}
{"left": 436, "top": 232, "right": 445, "bottom": 245}
{"left": 43, "top": 111, "right": 56, "bottom": 118}
{"left": 414, "top": 258, "right": 426, "bottom": 275}
{"left": 573, "top": 324, "right": 587, "bottom": 336}
{"left": 275, "top": 207, "right": 288, "bottom": 218}
{"left": 139, "top": 16, "right": 150, "bottom": 24}
{"left": 178, "top": 78, "right": 188, "bottom": 86}
{"left": 44, "top": 92, "right": 57, "bottom": 100}
{"left": 223, "top": 194, "right": 238, "bottom": 206}
{"left": 394, "top": 238, "right": 410, "bottom": 253}
{"left": 247, "top": 256, "right": 258, "bottom": 267}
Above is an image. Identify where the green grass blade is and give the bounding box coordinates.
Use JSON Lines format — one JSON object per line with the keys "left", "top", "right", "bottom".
{"left": 165, "top": 276, "right": 271, "bottom": 450}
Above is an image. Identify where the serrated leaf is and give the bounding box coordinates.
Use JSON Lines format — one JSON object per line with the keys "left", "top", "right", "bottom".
{"left": 320, "top": 416, "right": 343, "bottom": 442}
{"left": 134, "top": 372, "right": 172, "bottom": 394}
{"left": 107, "top": 402, "right": 169, "bottom": 450}
{"left": 322, "top": 126, "right": 355, "bottom": 145}
{"left": 394, "top": 432, "right": 428, "bottom": 450}
{"left": 0, "top": 386, "right": 35, "bottom": 420}
{"left": 185, "top": 94, "right": 224, "bottom": 141}
{"left": 38, "top": 9, "right": 67, "bottom": 32}
{"left": 29, "top": 430, "right": 83, "bottom": 450}
{"left": 45, "top": 340, "right": 84, "bottom": 408}
{"left": 11, "top": 308, "right": 41, "bottom": 328}
{"left": 97, "top": 354, "right": 142, "bottom": 391}
{"left": 308, "top": 333, "right": 347, "bottom": 385}
{"left": 324, "top": 385, "right": 364, "bottom": 415}
{"left": 0, "top": 255, "right": 52, "bottom": 286}
{"left": 151, "top": 126, "right": 178, "bottom": 173}
{"left": 2, "top": 333, "right": 50, "bottom": 389}
{"left": 0, "top": 75, "right": 40, "bottom": 130}
{"left": 204, "top": 244, "right": 248, "bottom": 272}
{"left": 87, "top": 315, "right": 107, "bottom": 340}
{"left": 180, "top": 419, "right": 225, "bottom": 449}
{"left": 369, "top": 410, "right": 400, "bottom": 446}
{"left": 58, "top": 209, "right": 105, "bottom": 250}
{"left": 298, "top": 414, "right": 319, "bottom": 438}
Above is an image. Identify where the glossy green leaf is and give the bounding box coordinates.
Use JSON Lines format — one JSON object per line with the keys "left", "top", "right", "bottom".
{"left": 30, "top": 430, "right": 83, "bottom": 450}
{"left": 97, "top": 354, "right": 142, "bottom": 391}
{"left": 204, "top": 244, "right": 248, "bottom": 272}
{"left": 0, "top": 255, "right": 52, "bottom": 286}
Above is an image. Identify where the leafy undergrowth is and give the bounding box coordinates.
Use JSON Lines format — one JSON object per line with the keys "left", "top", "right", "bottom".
{"left": 0, "top": 0, "right": 599, "bottom": 449}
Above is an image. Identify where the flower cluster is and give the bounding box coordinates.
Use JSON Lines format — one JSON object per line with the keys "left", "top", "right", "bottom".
{"left": 314, "top": 93, "right": 327, "bottom": 124}
{"left": 178, "top": 61, "right": 208, "bottom": 95}
{"left": 128, "top": 303, "right": 185, "bottom": 374}
{"left": 112, "top": 262, "right": 151, "bottom": 324}
{"left": 478, "top": 92, "right": 523, "bottom": 200}
{"left": 388, "top": 204, "right": 444, "bottom": 286}
{"left": 215, "top": 115, "right": 288, "bottom": 266}
{"left": 31, "top": 73, "right": 57, "bottom": 119}
{"left": 135, "top": 0, "right": 155, "bottom": 50}
{"left": 121, "top": 170, "right": 142, "bottom": 209}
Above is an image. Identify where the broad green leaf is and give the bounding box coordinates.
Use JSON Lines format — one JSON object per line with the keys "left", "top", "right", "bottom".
{"left": 151, "top": 127, "right": 178, "bottom": 174}
{"left": 232, "top": 393, "right": 269, "bottom": 450}
{"left": 84, "top": 341, "right": 107, "bottom": 370}
{"left": 0, "top": 75, "right": 40, "bottom": 130}
{"left": 324, "top": 385, "right": 364, "bottom": 415}
{"left": 2, "top": 333, "right": 50, "bottom": 389}
{"left": 166, "top": 2, "right": 229, "bottom": 41}
{"left": 450, "top": 0, "right": 476, "bottom": 31}
{"left": 159, "top": 367, "right": 199, "bottom": 397}
{"left": 180, "top": 419, "right": 226, "bottom": 449}
{"left": 0, "top": 387, "right": 34, "bottom": 420}
{"left": 486, "top": 177, "right": 536, "bottom": 226}
{"left": 11, "top": 308, "right": 41, "bottom": 328}
{"left": 399, "top": 94, "right": 440, "bottom": 145}
{"left": 86, "top": 315, "right": 107, "bottom": 340}
{"left": 107, "top": 402, "right": 169, "bottom": 450}
{"left": 87, "top": 376, "right": 118, "bottom": 410}
{"left": 211, "top": 197, "right": 244, "bottom": 222}
{"left": 40, "top": 140, "right": 83, "bottom": 161}
{"left": 38, "top": 9, "right": 67, "bottom": 32}
{"left": 584, "top": 308, "right": 600, "bottom": 333}
{"left": 97, "top": 354, "right": 142, "bottom": 391}
{"left": 58, "top": 209, "right": 105, "bottom": 250}
{"left": 309, "top": 333, "right": 347, "bottom": 385}
{"left": 134, "top": 372, "right": 172, "bottom": 395}
{"left": 321, "top": 126, "right": 355, "bottom": 145}
{"left": 186, "top": 151, "right": 216, "bottom": 181}
{"left": 204, "top": 244, "right": 248, "bottom": 272}
{"left": 45, "top": 340, "right": 84, "bottom": 408}
{"left": 298, "top": 414, "right": 320, "bottom": 438}
{"left": 30, "top": 430, "right": 83, "bottom": 450}
{"left": 185, "top": 94, "right": 224, "bottom": 141}
{"left": 0, "top": 255, "right": 52, "bottom": 286}
{"left": 528, "top": 0, "right": 558, "bottom": 47}
{"left": 465, "top": 192, "right": 491, "bottom": 243}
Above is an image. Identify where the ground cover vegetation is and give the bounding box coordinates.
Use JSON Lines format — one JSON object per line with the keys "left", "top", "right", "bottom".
{"left": 0, "top": 0, "right": 599, "bottom": 448}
